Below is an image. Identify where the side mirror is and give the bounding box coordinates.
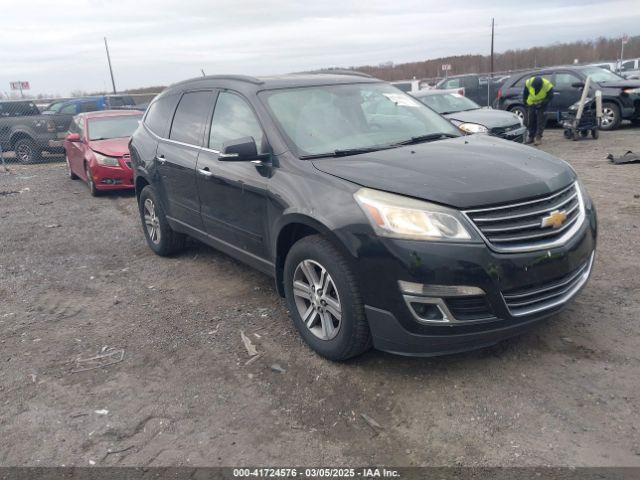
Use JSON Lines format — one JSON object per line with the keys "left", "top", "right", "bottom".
{"left": 571, "top": 82, "right": 585, "bottom": 89}
{"left": 66, "top": 133, "right": 81, "bottom": 142}
{"left": 219, "top": 137, "right": 269, "bottom": 162}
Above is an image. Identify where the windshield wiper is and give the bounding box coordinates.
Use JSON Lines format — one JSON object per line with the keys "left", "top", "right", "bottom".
{"left": 300, "top": 146, "right": 392, "bottom": 159}
{"left": 393, "top": 132, "right": 459, "bottom": 146}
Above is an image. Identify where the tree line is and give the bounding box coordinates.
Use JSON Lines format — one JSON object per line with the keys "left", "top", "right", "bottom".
{"left": 350, "top": 35, "right": 640, "bottom": 81}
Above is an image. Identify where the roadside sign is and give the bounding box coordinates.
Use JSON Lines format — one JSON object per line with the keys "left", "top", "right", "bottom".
{"left": 622, "top": 34, "right": 629, "bottom": 45}
{"left": 10, "top": 81, "right": 30, "bottom": 90}
{"left": 441, "top": 64, "right": 452, "bottom": 71}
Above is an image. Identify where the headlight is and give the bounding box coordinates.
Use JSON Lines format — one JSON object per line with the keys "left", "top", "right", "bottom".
{"left": 354, "top": 188, "right": 476, "bottom": 241}
{"left": 451, "top": 120, "right": 488, "bottom": 134}
{"left": 94, "top": 152, "right": 119, "bottom": 166}
{"left": 623, "top": 87, "right": 640, "bottom": 94}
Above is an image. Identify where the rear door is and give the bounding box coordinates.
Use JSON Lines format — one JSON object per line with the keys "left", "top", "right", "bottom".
{"left": 155, "top": 90, "right": 214, "bottom": 230}
{"left": 196, "top": 90, "right": 270, "bottom": 260}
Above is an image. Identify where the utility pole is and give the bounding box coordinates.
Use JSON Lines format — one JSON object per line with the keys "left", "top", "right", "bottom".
{"left": 104, "top": 37, "right": 117, "bottom": 94}
{"left": 488, "top": 17, "right": 494, "bottom": 107}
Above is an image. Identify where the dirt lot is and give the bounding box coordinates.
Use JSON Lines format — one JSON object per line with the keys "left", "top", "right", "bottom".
{"left": 1, "top": 127, "right": 639, "bottom": 468}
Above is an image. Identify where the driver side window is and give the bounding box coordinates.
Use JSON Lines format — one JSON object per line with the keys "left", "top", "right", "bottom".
{"left": 209, "top": 92, "right": 264, "bottom": 153}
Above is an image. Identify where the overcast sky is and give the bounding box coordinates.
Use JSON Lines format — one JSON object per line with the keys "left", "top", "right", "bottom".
{"left": 1, "top": 0, "right": 639, "bottom": 96}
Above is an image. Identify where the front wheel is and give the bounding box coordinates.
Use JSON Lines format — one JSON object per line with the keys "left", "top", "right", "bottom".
{"left": 138, "top": 185, "right": 185, "bottom": 256}
{"left": 600, "top": 102, "right": 621, "bottom": 130}
{"left": 13, "top": 138, "right": 41, "bottom": 164}
{"left": 284, "top": 235, "right": 371, "bottom": 361}
{"left": 85, "top": 163, "right": 99, "bottom": 196}
{"left": 509, "top": 105, "right": 527, "bottom": 125}
{"left": 66, "top": 154, "right": 78, "bottom": 179}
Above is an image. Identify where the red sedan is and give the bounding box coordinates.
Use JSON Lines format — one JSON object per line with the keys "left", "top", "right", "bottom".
{"left": 64, "top": 110, "right": 143, "bottom": 195}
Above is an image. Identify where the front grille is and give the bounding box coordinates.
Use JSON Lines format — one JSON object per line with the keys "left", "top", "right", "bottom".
{"left": 490, "top": 123, "right": 521, "bottom": 135}
{"left": 464, "top": 183, "right": 584, "bottom": 253}
{"left": 446, "top": 296, "right": 496, "bottom": 321}
{"left": 502, "top": 253, "right": 594, "bottom": 317}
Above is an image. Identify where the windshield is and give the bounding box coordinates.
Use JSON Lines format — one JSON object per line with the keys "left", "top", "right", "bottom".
{"left": 260, "top": 83, "right": 460, "bottom": 157}
{"left": 88, "top": 116, "right": 141, "bottom": 141}
{"left": 581, "top": 67, "right": 625, "bottom": 83}
{"left": 415, "top": 92, "right": 480, "bottom": 114}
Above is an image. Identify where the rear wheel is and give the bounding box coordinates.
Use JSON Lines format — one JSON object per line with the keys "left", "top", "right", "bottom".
{"left": 284, "top": 235, "right": 371, "bottom": 361}
{"left": 138, "top": 185, "right": 185, "bottom": 256}
{"left": 600, "top": 102, "right": 621, "bottom": 130}
{"left": 13, "top": 138, "right": 40, "bottom": 164}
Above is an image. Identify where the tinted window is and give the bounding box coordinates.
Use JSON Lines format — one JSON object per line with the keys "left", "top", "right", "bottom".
{"left": 81, "top": 101, "right": 99, "bottom": 112}
{"left": 621, "top": 61, "right": 635, "bottom": 72}
{"left": 60, "top": 103, "right": 77, "bottom": 114}
{"left": 554, "top": 73, "right": 581, "bottom": 89}
{"left": 144, "top": 94, "right": 179, "bottom": 138}
{"left": 1, "top": 102, "right": 40, "bottom": 116}
{"left": 515, "top": 73, "right": 552, "bottom": 87}
{"left": 169, "top": 91, "right": 213, "bottom": 145}
{"left": 443, "top": 79, "right": 460, "bottom": 89}
{"left": 209, "top": 92, "right": 264, "bottom": 152}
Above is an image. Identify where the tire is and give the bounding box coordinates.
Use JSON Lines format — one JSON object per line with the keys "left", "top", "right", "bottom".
{"left": 66, "top": 154, "right": 78, "bottom": 179}
{"left": 138, "top": 185, "right": 185, "bottom": 256}
{"left": 509, "top": 105, "right": 527, "bottom": 125}
{"left": 85, "top": 163, "right": 99, "bottom": 196}
{"left": 283, "top": 235, "right": 371, "bottom": 361}
{"left": 580, "top": 130, "right": 589, "bottom": 138}
{"left": 563, "top": 129, "right": 572, "bottom": 139}
{"left": 592, "top": 129, "right": 599, "bottom": 139}
{"left": 600, "top": 102, "right": 621, "bottom": 131}
{"left": 13, "top": 137, "right": 41, "bottom": 164}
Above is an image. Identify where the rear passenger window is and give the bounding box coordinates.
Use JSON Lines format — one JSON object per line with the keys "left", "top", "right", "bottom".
{"left": 81, "top": 101, "right": 99, "bottom": 113}
{"left": 169, "top": 91, "right": 214, "bottom": 145}
{"left": 209, "top": 92, "right": 264, "bottom": 153}
{"left": 144, "top": 94, "right": 179, "bottom": 138}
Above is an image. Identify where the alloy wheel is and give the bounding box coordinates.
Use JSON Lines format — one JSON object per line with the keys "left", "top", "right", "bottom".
{"left": 601, "top": 107, "right": 615, "bottom": 128}
{"left": 292, "top": 259, "right": 342, "bottom": 341}
{"left": 143, "top": 198, "right": 161, "bottom": 245}
{"left": 16, "top": 144, "right": 33, "bottom": 163}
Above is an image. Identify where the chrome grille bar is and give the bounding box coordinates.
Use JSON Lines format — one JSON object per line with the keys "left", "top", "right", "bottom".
{"left": 463, "top": 182, "right": 585, "bottom": 253}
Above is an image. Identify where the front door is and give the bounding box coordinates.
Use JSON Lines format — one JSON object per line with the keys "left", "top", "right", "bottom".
{"left": 67, "top": 117, "right": 87, "bottom": 178}
{"left": 551, "top": 72, "right": 584, "bottom": 116}
{"left": 196, "top": 91, "right": 270, "bottom": 260}
{"left": 156, "top": 90, "right": 214, "bottom": 230}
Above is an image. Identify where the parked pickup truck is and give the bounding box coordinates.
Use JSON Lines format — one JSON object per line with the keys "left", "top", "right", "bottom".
{"left": 0, "top": 100, "right": 72, "bottom": 163}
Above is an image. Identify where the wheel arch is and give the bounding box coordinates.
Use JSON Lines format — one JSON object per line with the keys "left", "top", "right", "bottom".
{"left": 10, "top": 131, "right": 36, "bottom": 148}
{"left": 273, "top": 214, "right": 354, "bottom": 297}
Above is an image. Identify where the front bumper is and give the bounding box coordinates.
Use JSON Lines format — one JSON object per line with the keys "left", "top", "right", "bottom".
{"left": 491, "top": 125, "right": 527, "bottom": 143}
{"left": 355, "top": 206, "right": 597, "bottom": 356}
{"left": 92, "top": 163, "right": 134, "bottom": 190}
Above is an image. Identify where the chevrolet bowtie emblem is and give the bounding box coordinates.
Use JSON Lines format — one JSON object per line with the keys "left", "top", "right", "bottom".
{"left": 541, "top": 210, "right": 568, "bottom": 229}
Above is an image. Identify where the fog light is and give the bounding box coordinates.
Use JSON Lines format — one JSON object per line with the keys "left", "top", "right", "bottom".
{"left": 410, "top": 302, "right": 444, "bottom": 321}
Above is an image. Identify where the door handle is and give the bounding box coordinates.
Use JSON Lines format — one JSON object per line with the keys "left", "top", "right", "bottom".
{"left": 156, "top": 155, "right": 166, "bottom": 165}
{"left": 198, "top": 167, "right": 214, "bottom": 177}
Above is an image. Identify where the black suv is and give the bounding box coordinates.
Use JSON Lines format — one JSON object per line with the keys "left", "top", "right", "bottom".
{"left": 130, "top": 73, "right": 597, "bottom": 360}
{"left": 496, "top": 66, "right": 640, "bottom": 130}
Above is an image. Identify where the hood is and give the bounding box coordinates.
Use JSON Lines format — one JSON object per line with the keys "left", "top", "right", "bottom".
{"left": 444, "top": 108, "right": 521, "bottom": 128}
{"left": 88, "top": 138, "right": 130, "bottom": 157}
{"left": 312, "top": 135, "right": 575, "bottom": 209}
{"left": 597, "top": 79, "right": 640, "bottom": 89}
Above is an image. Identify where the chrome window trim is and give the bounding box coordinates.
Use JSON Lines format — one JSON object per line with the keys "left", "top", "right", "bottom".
{"left": 144, "top": 122, "right": 221, "bottom": 154}
{"left": 462, "top": 181, "right": 586, "bottom": 254}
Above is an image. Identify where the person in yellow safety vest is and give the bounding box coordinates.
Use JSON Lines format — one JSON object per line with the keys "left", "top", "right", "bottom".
{"left": 523, "top": 76, "right": 554, "bottom": 146}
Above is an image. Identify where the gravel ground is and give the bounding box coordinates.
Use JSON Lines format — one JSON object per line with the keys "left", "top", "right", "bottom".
{"left": 1, "top": 127, "right": 639, "bottom": 467}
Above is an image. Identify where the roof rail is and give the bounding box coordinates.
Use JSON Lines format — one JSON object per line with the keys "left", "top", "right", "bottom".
{"left": 173, "top": 74, "right": 264, "bottom": 86}
{"left": 312, "top": 69, "right": 373, "bottom": 78}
